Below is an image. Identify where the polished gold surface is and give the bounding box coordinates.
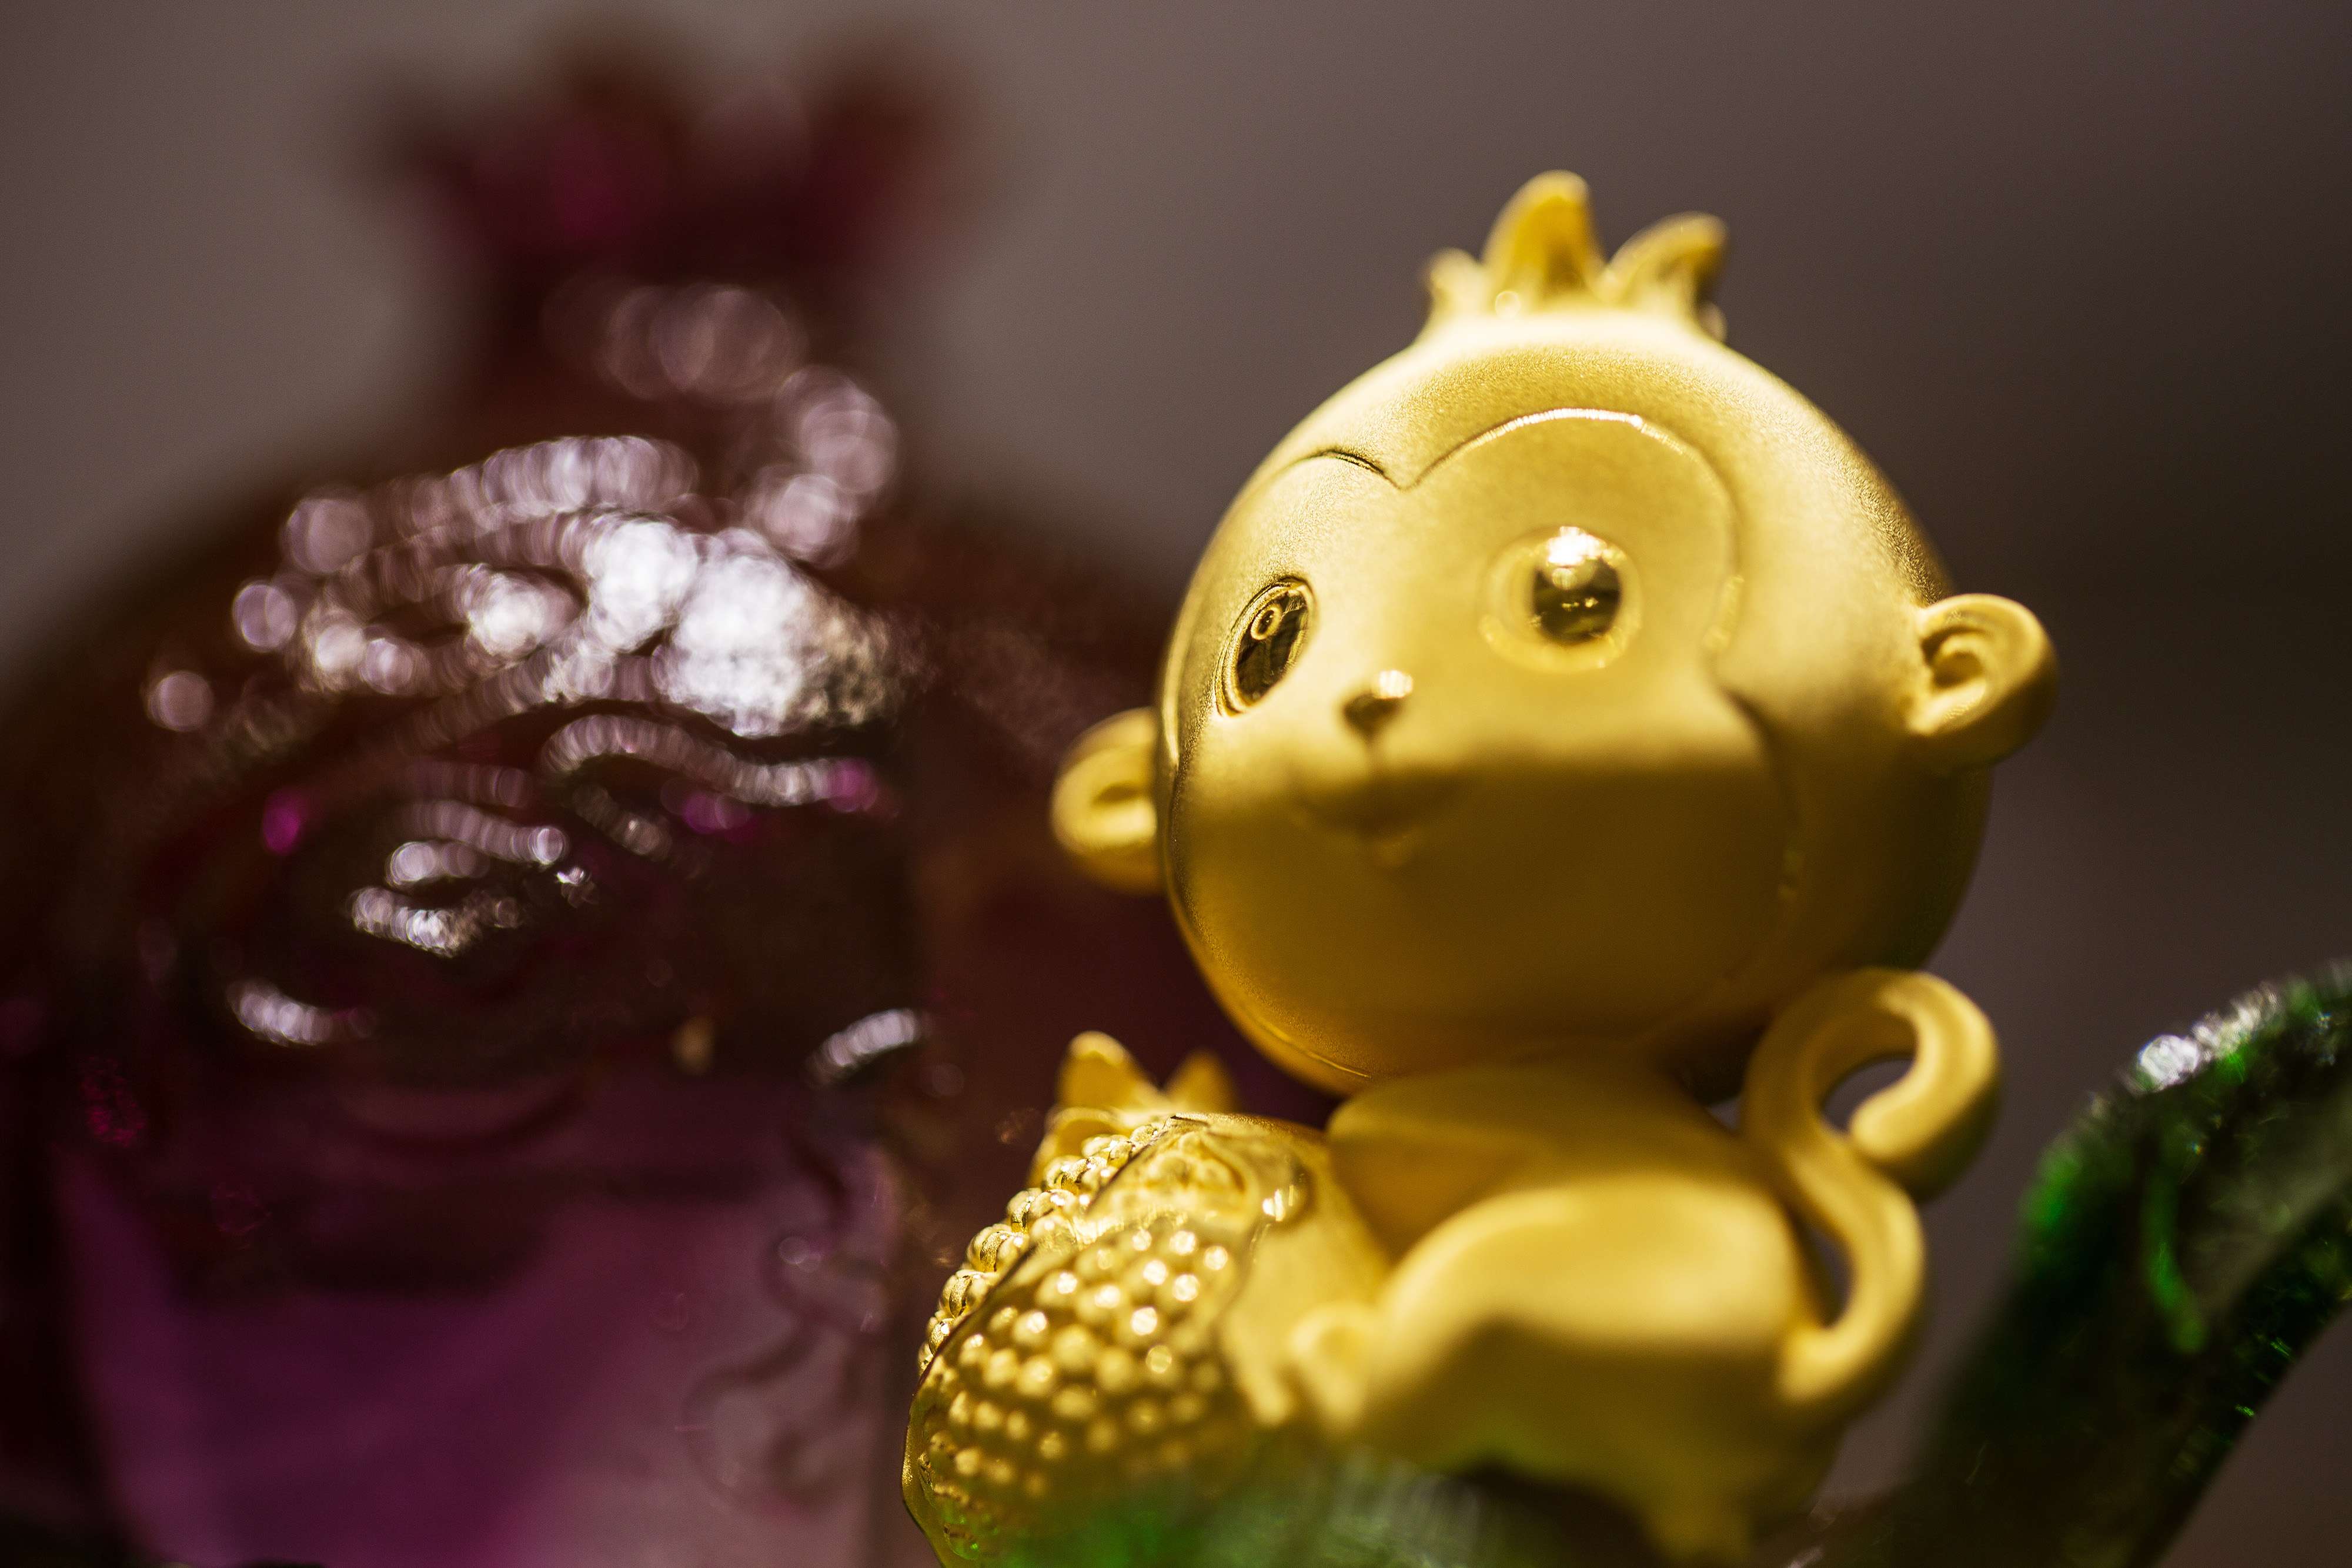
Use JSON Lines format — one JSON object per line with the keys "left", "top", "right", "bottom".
{"left": 913, "top": 172, "right": 2054, "bottom": 1562}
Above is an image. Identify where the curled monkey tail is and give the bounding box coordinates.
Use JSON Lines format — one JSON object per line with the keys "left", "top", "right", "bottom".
{"left": 1743, "top": 968, "right": 2001, "bottom": 1424}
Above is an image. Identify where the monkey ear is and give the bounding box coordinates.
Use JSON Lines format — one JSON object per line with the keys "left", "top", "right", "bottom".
{"left": 1051, "top": 708, "right": 1163, "bottom": 892}
{"left": 1907, "top": 594, "right": 2056, "bottom": 772}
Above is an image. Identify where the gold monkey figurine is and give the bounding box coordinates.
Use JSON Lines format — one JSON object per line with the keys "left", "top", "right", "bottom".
{"left": 905, "top": 173, "right": 2054, "bottom": 1564}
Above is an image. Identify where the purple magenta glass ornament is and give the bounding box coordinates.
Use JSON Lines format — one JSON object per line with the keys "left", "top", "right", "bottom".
{"left": 0, "top": 35, "right": 1246, "bottom": 1568}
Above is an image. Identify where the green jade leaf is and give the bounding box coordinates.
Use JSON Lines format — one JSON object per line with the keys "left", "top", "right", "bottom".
{"left": 1806, "top": 964, "right": 2352, "bottom": 1568}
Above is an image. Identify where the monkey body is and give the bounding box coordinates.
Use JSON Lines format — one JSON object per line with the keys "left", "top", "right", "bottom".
{"left": 1299, "top": 971, "right": 1992, "bottom": 1561}
{"left": 912, "top": 979, "right": 1989, "bottom": 1563}
{"left": 1320, "top": 1054, "right": 1832, "bottom": 1560}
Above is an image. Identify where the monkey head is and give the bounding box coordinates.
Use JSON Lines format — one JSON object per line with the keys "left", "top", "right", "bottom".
{"left": 1054, "top": 174, "right": 2053, "bottom": 1099}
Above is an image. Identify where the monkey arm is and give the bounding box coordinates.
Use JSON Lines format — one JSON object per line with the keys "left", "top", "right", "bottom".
{"left": 1327, "top": 1054, "right": 1771, "bottom": 1259}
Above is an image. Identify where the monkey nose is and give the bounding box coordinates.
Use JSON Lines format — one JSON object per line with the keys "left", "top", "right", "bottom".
{"left": 1341, "top": 670, "right": 1414, "bottom": 739}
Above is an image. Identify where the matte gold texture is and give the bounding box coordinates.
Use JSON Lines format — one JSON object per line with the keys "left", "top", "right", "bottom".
{"left": 930, "top": 172, "right": 2053, "bottom": 1562}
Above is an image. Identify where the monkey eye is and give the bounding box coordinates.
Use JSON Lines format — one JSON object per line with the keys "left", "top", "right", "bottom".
{"left": 1529, "top": 528, "right": 1621, "bottom": 643}
{"left": 1224, "top": 579, "right": 1313, "bottom": 709}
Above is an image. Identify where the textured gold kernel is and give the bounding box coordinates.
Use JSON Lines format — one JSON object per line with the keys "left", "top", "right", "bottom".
{"left": 1121, "top": 1306, "right": 1160, "bottom": 1345}
{"left": 1170, "top": 1392, "right": 1205, "bottom": 1424}
{"left": 1050, "top": 1324, "right": 1099, "bottom": 1374}
{"left": 986, "top": 1457, "right": 1016, "bottom": 1488}
{"left": 1201, "top": 1245, "right": 1231, "bottom": 1271}
{"left": 1016, "top": 1356, "right": 1059, "bottom": 1400}
{"left": 957, "top": 1336, "right": 989, "bottom": 1372}
{"left": 1143, "top": 1345, "right": 1180, "bottom": 1386}
{"left": 1016, "top": 1186, "right": 1076, "bottom": 1227}
{"left": 1051, "top": 1385, "right": 1098, "bottom": 1422}
{"left": 968, "top": 1225, "right": 1024, "bottom": 1271}
{"left": 1004, "top": 1409, "right": 1031, "bottom": 1443}
{"left": 1085, "top": 1418, "right": 1120, "bottom": 1455}
{"left": 953, "top": 1447, "right": 983, "bottom": 1478}
{"left": 1096, "top": 1347, "right": 1138, "bottom": 1395}
{"left": 1167, "top": 1229, "right": 1198, "bottom": 1256}
{"left": 972, "top": 1400, "right": 1004, "bottom": 1433}
{"left": 1013, "top": 1310, "right": 1053, "bottom": 1348}
{"left": 1077, "top": 1283, "right": 1125, "bottom": 1327}
{"left": 988, "top": 1306, "right": 1019, "bottom": 1336}
{"left": 1168, "top": 1272, "right": 1201, "bottom": 1305}
{"left": 1037, "top": 1430, "right": 1068, "bottom": 1463}
{"left": 984, "top": 1348, "right": 1021, "bottom": 1389}
{"left": 1045, "top": 1269, "right": 1081, "bottom": 1301}
{"left": 1127, "top": 1399, "right": 1164, "bottom": 1435}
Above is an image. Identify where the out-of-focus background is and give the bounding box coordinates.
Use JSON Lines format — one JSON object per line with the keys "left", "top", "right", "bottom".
{"left": 4, "top": 3, "right": 2348, "bottom": 1562}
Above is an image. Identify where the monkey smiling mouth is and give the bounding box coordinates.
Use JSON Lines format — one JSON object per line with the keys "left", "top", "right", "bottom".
{"left": 1296, "top": 767, "right": 1462, "bottom": 869}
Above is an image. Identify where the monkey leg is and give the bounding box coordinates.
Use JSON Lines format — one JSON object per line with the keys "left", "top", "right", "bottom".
{"left": 1320, "top": 1178, "right": 1833, "bottom": 1562}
